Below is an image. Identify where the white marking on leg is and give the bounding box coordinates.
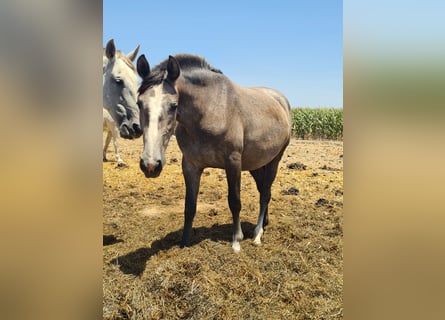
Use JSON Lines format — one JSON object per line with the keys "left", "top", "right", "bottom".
{"left": 232, "top": 241, "right": 241, "bottom": 253}
{"left": 253, "top": 227, "right": 264, "bottom": 245}
{"left": 231, "top": 223, "right": 243, "bottom": 252}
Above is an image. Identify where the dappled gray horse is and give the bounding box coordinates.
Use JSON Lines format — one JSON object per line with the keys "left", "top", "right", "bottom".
{"left": 136, "top": 54, "right": 291, "bottom": 252}
{"left": 103, "top": 39, "right": 141, "bottom": 163}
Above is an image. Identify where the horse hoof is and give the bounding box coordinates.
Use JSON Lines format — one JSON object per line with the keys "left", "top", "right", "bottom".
{"left": 116, "top": 162, "right": 129, "bottom": 168}
{"left": 231, "top": 241, "right": 241, "bottom": 253}
{"left": 180, "top": 240, "right": 190, "bottom": 248}
{"left": 253, "top": 228, "right": 264, "bottom": 245}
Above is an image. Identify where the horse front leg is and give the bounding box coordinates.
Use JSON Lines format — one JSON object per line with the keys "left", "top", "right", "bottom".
{"left": 112, "top": 124, "right": 124, "bottom": 164}
{"left": 225, "top": 151, "right": 243, "bottom": 252}
{"left": 180, "top": 158, "right": 203, "bottom": 248}
{"left": 103, "top": 129, "right": 112, "bottom": 162}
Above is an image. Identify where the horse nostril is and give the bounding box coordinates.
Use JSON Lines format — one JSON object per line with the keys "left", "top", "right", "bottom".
{"left": 133, "top": 123, "right": 142, "bottom": 136}
{"left": 120, "top": 124, "right": 130, "bottom": 138}
{"left": 126, "top": 124, "right": 135, "bottom": 135}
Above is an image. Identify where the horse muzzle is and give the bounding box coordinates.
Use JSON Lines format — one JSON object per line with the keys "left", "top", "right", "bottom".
{"left": 120, "top": 122, "right": 142, "bottom": 139}
{"left": 140, "top": 159, "right": 163, "bottom": 178}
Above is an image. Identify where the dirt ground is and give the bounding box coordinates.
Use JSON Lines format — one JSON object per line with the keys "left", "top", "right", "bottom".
{"left": 103, "top": 134, "right": 343, "bottom": 319}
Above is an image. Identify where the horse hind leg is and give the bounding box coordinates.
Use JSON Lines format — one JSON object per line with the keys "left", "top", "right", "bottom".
{"left": 250, "top": 167, "right": 268, "bottom": 245}
{"left": 250, "top": 152, "right": 283, "bottom": 245}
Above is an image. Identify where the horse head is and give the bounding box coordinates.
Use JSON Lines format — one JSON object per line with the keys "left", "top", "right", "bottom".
{"left": 136, "top": 54, "right": 179, "bottom": 177}
{"left": 103, "top": 39, "right": 142, "bottom": 139}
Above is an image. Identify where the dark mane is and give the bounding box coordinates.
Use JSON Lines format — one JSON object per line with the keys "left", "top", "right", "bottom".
{"left": 138, "top": 54, "right": 222, "bottom": 94}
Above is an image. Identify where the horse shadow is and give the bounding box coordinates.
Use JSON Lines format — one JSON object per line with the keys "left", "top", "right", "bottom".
{"left": 103, "top": 234, "right": 124, "bottom": 246}
{"left": 107, "top": 221, "right": 256, "bottom": 277}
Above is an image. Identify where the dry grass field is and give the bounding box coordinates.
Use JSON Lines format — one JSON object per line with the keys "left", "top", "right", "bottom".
{"left": 103, "top": 134, "right": 343, "bottom": 319}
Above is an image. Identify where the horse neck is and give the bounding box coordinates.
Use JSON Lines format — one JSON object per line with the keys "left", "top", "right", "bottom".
{"left": 176, "top": 71, "right": 223, "bottom": 110}
{"left": 175, "top": 74, "right": 235, "bottom": 139}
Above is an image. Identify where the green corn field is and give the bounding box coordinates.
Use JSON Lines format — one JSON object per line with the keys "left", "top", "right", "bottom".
{"left": 291, "top": 108, "right": 343, "bottom": 140}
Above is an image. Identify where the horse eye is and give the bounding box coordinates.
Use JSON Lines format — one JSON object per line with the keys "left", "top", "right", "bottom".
{"left": 169, "top": 103, "right": 178, "bottom": 112}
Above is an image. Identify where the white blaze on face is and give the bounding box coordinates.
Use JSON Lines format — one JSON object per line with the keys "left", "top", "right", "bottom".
{"left": 143, "top": 85, "right": 164, "bottom": 164}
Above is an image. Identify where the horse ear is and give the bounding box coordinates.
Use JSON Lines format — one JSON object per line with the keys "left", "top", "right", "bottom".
{"left": 167, "top": 55, "right": 180, "bottom": 82}
{"left": 105, "top": 39, "right": 116, "bottom": 60}
{"left": 137, "top": 54, "right": 150, "bottom": 79}
{"left": 127, "top": 44, "right": 140, "bottom": 62}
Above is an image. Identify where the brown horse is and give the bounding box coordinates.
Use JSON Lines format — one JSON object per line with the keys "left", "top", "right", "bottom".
{"left": 136, "top": 54, "right": 291, "bottom": 252}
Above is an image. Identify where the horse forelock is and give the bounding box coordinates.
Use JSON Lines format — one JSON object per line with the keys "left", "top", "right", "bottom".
{"left": 138, "top": 54, "right": 222, "bottom": 95}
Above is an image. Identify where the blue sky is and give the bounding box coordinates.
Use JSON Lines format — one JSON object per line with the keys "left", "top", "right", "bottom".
{"left": 103, "top": 1, "right": 342, "bottom": 108}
